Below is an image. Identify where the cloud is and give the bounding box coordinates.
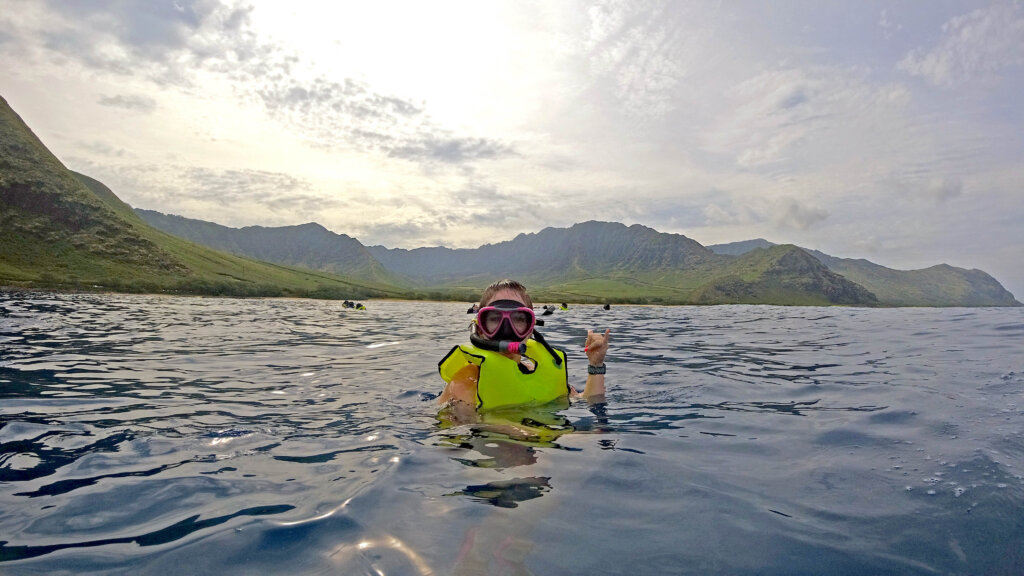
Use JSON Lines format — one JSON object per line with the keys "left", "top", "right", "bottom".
{"left": 424, "top": 180, "right": 542, "bottom": 230}
{"left": 65, "top": 159, "right": 343, "bottom": 225}
{"left": 256, "top": 75, "right": 514, "bottom": 166}
{"left": 77, "top": 140, "right": 130, "bottom": 158}
{"left": 696, "top": 190, "right": 830, "bottom": 232}
{"left": 703, "top": 201, "right": 759, "bottom": 227}
{"left": 77, "top": 163, "right": 317, "bottom": 207}
{"left": 852, "top": 235, "right": 884, "bottom": 255}
{"left": 343, "top": 176, "right": 593, "bottom": 248}
{"left": 98, "top": 93, "right": 157, "bottom": 112}
{"left": 772, "top": 198, "right": 829, "bottom": 230}
{"left": 923, "top": 176, "right": 963, "bottom": 203}
{"left": 701, "top": 65, "right": 914, "bottom": 175}
{"left": 7, "top": 0, "right": 515, "bottom": 172}
{"left": 33, "top": 0, "right": 261, "bottom": 86}
{"left": 898, "top": 2, "right": 1024, "bottom": 87}
{"left": 869, "top": 174, "right": 966, "bottom": 207}
{"left": 179, "top": 167, "right": 314, "bottom": 205}
{"left": 355, "top": 220, "right": 453, "bottom": 249}
{"left": 878, "top": 9, "right": 903, "bottom": 39}
{"left": 582, "top": 0, "right": 692, "bottom": 119}
{"left": 256, "top": 77, "right": 423, "bottom": 121}
{"left": 388, "top": 137, "right": 514, "bottom": 164}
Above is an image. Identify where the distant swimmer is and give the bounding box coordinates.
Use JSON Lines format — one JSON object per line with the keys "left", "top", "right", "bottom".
{"left": 438, "top": 279, "right": 610, "bottom": 411}
{"left": 467, "top": 303, "right": 479, "bottom": 314}
{"left": 343, "top": 300, "right": 354, "bottom": 308}
{"left": 541, "top": 305, "right": 555, "bottom": 316}
{"left": 560, "top": 302, "right": 569, "bottom": 311}
{"left": 603, "top": 303, "right": 611, "bottom": 310}
{"left": 356, "top": 303, "right": 366, "bottom": 310}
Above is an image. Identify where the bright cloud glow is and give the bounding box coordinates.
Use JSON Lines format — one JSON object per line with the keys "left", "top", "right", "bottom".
{"left": 0, "top": 0, "right": 1021, "bottom": 297}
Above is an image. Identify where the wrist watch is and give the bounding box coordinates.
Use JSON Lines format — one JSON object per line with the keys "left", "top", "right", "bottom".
{"left": 587, "top": 363, "right": 606, "bottom": 375}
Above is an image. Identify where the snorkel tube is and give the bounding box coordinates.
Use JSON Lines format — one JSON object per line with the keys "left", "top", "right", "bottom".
{"left": 469, "top": 328, "right": 564, "bottom": 367}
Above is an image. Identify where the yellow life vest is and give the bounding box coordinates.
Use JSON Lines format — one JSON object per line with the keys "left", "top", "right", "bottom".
{"left": 438, "top": 339, "right": 570, "bottom": 409}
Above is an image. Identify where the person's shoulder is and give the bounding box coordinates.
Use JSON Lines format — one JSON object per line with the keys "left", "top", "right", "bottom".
{"left": 445, "top": 365, "right": 479, "bottom": 404}
{"left": 452, "top": 363, "right": 479, "bottom": 381}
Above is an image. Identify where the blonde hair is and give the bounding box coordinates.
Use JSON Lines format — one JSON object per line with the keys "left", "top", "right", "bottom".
{"left": 479, "top": 279, "right": 533, "bottom": 308}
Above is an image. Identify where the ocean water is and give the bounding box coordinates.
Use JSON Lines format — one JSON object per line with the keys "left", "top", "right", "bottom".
{"left": 1, "top": 292, "right": 1022, "bottom": 575}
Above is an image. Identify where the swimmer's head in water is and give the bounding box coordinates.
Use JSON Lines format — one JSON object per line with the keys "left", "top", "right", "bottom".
{"left": 477, "top": 299, "right": 536, "bottom": 341}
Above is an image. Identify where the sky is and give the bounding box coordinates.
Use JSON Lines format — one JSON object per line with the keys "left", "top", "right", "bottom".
{"left": 1, "top": 0, "right": 1022, "bottom": 298}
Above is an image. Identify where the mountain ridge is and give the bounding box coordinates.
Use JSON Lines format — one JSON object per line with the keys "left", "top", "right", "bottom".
{"left": 365, "top": 220, "right": 720, "bottom": 284}
{"left": 709, "top": 240, "right": 1019, "bottom": 307}
{"left": 137, "top": 208, "right": 1020, "bottom": 306}
{"left": 0, "top": 93, "right": 396, "bottom": 299}
{"left": 134, "top": 209, "right": 400, "bottom": 285}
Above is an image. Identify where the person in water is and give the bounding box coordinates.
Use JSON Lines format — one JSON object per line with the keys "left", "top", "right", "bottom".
{"left": 438, "top": 279, "right": 610, "bottom": 409}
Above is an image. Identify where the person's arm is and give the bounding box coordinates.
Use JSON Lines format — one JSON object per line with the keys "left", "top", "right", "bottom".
{"left": 438, "top": 364, "right": 479, "bottom": 407}
{"left": 581, "top": 328, "right": 611, "bottom": 400}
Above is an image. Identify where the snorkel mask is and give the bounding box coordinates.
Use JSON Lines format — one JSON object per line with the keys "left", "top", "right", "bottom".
{"left": 470, "top": 299, "right": 561, "bottom": 365}
{"left": 476, "top": 299, "right": 536, "bottom": 341}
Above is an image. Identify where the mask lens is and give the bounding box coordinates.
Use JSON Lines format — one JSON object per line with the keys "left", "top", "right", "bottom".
{"left": 480, "top": 310, "right": 503, "bottom": 337}
{"left": 509, "top": 310, "right": 532, "bottom": 335}
{"left": 476, "top": 301, "right": 535, "bottom": 340}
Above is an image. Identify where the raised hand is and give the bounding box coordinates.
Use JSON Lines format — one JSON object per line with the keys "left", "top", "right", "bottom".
{"left": 585, "top": 328, "right": 611, "bottom": 366}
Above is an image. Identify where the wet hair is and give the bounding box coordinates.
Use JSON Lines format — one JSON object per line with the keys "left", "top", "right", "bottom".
{"left": 479, "top": 279, "right": 533, "bottom": 308}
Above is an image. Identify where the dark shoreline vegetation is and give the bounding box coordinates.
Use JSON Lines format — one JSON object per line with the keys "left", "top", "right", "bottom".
{"left": 0, "top": 284, "right": 1013, "bottom": 309}
{"left": 0, "top": 285, "right": 702, "bottom": 306}
{"left": 0, "top": 284, "right": 485, "bottom": 303}
{"left": 2, "top": 94, "right": 1019, "bottom": 307}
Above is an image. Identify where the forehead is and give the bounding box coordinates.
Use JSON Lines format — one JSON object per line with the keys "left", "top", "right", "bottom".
{"left": 485, "top": 288, "right": 526, "bottom": 305}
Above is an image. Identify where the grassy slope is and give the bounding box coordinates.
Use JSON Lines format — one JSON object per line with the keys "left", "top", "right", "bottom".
{"left": 0, "top": 95, "right": 401, "bottom": 299}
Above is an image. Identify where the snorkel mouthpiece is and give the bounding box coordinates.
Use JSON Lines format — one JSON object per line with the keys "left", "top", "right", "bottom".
{"left": 501, "top": 341, "right": 526, "bottom": 354}
{"left": 470, "top": 333, "right": 525, "bottom": 354}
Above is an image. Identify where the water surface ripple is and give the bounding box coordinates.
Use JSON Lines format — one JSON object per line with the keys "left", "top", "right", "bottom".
{"left": 1, "top": 293, "right": 1022, "bottom": 574}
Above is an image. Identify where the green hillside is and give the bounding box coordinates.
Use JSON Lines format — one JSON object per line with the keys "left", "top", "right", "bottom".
{"left": 694, "top": 245, "right": 879, "bottom": 306}
{"left": 0, "top": 94, "right": 399, "bottom": 299}
{"left": 710, "top": 240, "right": 1020, "bottom": 307}
{"left": 819, "top": 257, "right": 1018, "bottom": 307}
